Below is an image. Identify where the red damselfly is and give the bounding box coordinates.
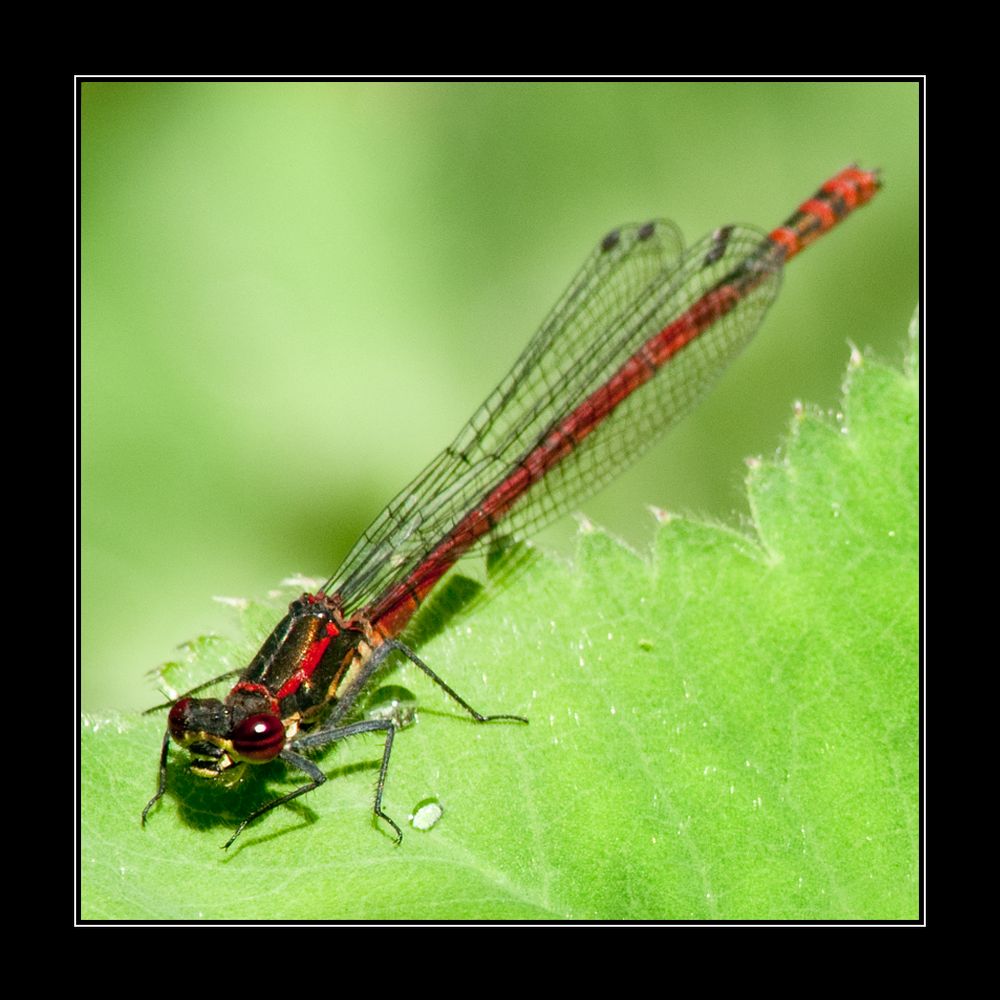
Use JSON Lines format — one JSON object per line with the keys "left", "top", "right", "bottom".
{"left": 142, "top": 166, "right": 881, "bottom": 847}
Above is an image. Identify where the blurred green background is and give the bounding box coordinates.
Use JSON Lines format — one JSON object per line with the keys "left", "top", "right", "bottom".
{"left": 82, "top": 81, "right": 919, "bottom": 712}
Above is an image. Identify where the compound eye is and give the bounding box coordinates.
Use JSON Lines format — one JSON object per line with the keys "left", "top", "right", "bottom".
{"left": 167, "top": 698, "right": 193, "bottom": 741}
{"left": 231, "top": 714, "right": 285, "bottom": 762}
{"left": 167, "top": 697, "right": 229, "bottom": 742}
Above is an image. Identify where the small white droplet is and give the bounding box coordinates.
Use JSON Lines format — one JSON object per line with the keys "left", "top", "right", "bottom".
{"left": 410, "top": 799, "right": 443, "bottom": 831}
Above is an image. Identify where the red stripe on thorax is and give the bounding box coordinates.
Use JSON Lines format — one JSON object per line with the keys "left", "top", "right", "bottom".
{"left": 274, "top": 621, "right": 339, "bottom": 700}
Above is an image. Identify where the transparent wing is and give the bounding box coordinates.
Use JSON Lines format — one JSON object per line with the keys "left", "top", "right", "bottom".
{"left": 326, "top": 220, "right": 782, "bottom": 617}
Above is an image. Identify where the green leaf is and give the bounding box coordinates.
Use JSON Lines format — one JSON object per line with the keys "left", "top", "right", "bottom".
{"left": 82, "top": 316, "right": 919, "bottom": 920}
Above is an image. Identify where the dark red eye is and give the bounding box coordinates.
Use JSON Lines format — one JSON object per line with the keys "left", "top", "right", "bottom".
{"left": 231, "top": 714, "right": 285, "bottom": 762}
{"left": 168, "top": 697, "right": 229, "bottom": 742}
{"left": 167, "top": 698, "right": 193, "bottom": 741}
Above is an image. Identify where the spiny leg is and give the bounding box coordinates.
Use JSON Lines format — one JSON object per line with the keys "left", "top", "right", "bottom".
{"left": 386, "top": 638, "right": 528, "bottom": 725}
{"left": 223, "top": 718, "right": 401, "bottom": 849}
{"left": 141, "top": 729, "right": 172, "bottom": 825}
{"left": 142, "top": 668, "right": 243, "bottom": 715}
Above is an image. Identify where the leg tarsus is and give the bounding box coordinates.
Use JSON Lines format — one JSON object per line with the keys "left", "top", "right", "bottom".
{"left": 141, "top": 730, "right": 171, "bottom": 827}
{"left": 223, "top": 748, "right": 326, "bottom": 850}
{"left": 371, "top": 722, "right": 402, "bottom": 844}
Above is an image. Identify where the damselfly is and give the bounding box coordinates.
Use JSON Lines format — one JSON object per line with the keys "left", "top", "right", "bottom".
{"left": 142, "top": 166, "right": 881, "bottom": 847}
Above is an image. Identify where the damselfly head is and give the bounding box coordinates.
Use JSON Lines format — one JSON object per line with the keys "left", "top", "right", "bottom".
{"left": 168, "top": 695, "right": 287, "bottom": 776}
